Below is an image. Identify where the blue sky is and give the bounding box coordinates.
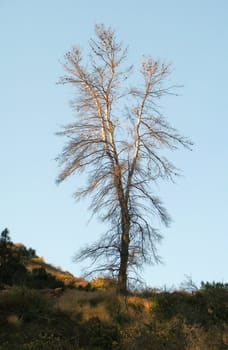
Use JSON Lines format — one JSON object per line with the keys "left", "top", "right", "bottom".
{"left": 0, "top": 0, "right": 227, "bottom": 289}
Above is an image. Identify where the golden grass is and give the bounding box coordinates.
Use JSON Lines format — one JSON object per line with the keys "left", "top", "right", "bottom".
{"left": 127, "top": 295, "right": 153, "bottom": 312}
{"left": 27, "top": 258, "right": 86, "bottom": 287}
{"left": 54, "top": 288, "right": 155, "bottom": 326}
{"left": 55, "top": 289, "right": 111, "bottom": 321}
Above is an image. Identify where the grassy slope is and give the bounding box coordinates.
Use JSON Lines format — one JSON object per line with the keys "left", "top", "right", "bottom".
{"left": 1, "top": 282, "right": 228, "bottom": 350}
{"left": 26, "top": 256, "right": 87, "bottom": 288}
{"left": 0, "top": 246, "right": 227, "bottom": 349}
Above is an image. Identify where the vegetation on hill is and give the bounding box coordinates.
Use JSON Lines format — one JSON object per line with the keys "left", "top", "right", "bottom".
{"left": 0, "top": 228, "right": 87, "bottom": 290}
{"left": 0, "top": 229, "right": 227, "bottom": 349}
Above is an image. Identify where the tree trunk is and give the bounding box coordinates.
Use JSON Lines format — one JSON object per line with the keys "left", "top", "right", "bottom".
{"left": 117, "top": 210, "right": 130, "bottom": 294}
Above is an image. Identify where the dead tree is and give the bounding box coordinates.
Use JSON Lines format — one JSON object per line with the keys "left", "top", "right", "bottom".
{"left": 56, "top": 24, "right": 192, "bottom": 294}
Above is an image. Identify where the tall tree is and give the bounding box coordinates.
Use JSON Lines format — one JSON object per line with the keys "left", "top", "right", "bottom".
{"left": 56, "top": 24, "right": 192, "bottom": 294}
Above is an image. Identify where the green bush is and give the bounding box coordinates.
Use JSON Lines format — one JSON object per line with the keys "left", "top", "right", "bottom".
{"left": 79, "top": 317, "right": 120, "bottom": 350}
{"left": 121, "top": 319, "right": 185, "bottom": 350}
{"left": 26, "top": 267, "right": 64, "bottom": 289}
{"left": 0, "top": 335, "right": 78, "bottom": 350}
{"left": 153, "top": 287, "right": 228, "bottom": 327}
{"left": 0, "top": 287, "right": 49, "bottom": 323}
{"left": 0, "top": 229, "right": 27, "bottom": 286}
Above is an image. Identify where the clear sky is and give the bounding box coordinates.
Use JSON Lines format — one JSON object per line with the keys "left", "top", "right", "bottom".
{"left": 1, "top": 0, "right": 227, "bottom": 289}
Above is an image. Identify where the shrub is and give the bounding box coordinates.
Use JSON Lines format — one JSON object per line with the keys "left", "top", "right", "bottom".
{"left": 26, "top": 268, "right": 64, "bottom": 289}
{"left": 91, "top": 277, "right": 117, "bottom": 291}
{"left": 0, "top": 229, "right": 27, "bottom": 286}
{"left": 0, "top": 287, "right": 49, "bottom": 322}
{"left": 79, "top": 317, "right": 120, "bottom": 350}
{"left": 121, "top": 319, "right": 185, "bottom": 350}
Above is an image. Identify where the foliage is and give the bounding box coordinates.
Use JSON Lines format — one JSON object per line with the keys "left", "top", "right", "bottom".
{"left": 0, "top": 287, "right": 79, "bottom": 349}
{"left": 91, "top": 277, "right": 117, "bottom": 290}
{"left": 201, "top": 281, "right": 228, "bottom": 290}
{"left": 0, "top": 229, "right": 27, "bottom": 286}
{"left": 0, "top": 287, "right": 49, "bottom": 323}
{"left": 0, "top": 229, "right": 66, "bottom": 290}
{"left": 0, "top": 281, "right": 227, "bottom": 349}
{"left": 26, "top": 267, "right": 64, "bottom": 289}
{"left": 1, "top": 231, "right": 226, "bottom": 348}
{"left": 152, "top": 284, "right": 228, "bottom": 327}
{"left": 79, "top": 317, "right": 120, "bottom": 350}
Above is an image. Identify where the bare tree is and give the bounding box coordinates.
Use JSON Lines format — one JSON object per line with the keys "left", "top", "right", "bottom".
{"left": 56, "top": 24, "right": 192, "bottom": 294}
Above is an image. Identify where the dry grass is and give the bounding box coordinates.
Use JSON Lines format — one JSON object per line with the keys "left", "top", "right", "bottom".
{"left": 54, "top": 289, "right": 153, "bottom": 324}
{"left": 55, "top": 289, "right": 111, "bottom": 321}
{"left": 27, "top": 258, "right": 86, "bottom": 287}
{"left": 127, "top": 295, "right": 153, "bottom": 312}
{"left": 183, "top": 323, "right": 228, "bottom": 350}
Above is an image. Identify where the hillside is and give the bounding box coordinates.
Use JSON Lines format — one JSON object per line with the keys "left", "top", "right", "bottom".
{"left": 26, "top": 256, "right": 87, "bottom": 289}
{"left": 0, "top": 228, "right": 87, "bottom": 290}
{"left": 0, "top": 229, "right": 228, "bottom": 349}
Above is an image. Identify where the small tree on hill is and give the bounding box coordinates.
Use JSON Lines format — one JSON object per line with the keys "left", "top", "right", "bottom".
{"left": 56, "top": 24, "right": 192, "bottom": 294}
{"left": 0, "top": 228, "right": 27, "bottom": 285}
